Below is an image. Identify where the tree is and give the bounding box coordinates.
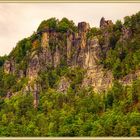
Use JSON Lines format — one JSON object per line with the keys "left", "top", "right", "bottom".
{"left": 57, "top": 17, "right": 76, "bottom": 32}
{"left": 131, "top": 80, "right": 140, "bottom": 103}
{"left": 37, "top": 18, "right": 58, "bottom": 32}
{"left": 9, "top": 38, "right": 31, "bottom": 63}
{"left": 3, "top": 74, "right": 16, "bottom": 90}
{"left": 114, "top": 20, "right": 122, "bottom": 31}
{"left": 130, "top": 126, "right": 138, "bottom": 136}
{"left": 86, "top": 27, "right": 101, "bottom": 39}
{"left": 0, "top": 55, "right": 7, "bottom": 67}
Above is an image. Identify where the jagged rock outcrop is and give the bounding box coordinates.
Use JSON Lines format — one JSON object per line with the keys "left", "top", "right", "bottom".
{"left": 27, "top": 54, "right": 40, "bottom": 80}
{"left": 82, "top": 66, "right": 113, "bottom": 93}
{"left": 3, "top": 16, "right": 139, "bottom": 108}
{"left": 82, "top": 35, "right": 113, "bottom": 92}
{"left": 100, "top": 17, "right": 113, "bottom": 28}
{"left": 76, "top": 22, "right": 90, "bottom": 67}
{"left": 99, "top": 18, "right": 114, "bottom": 59}
{"left": 3, "top": 20, "right": 114, "bottom": 95}
{"left": 66, "top": 30, "right": 75, "bottom": 65}
{"left": 121, "top": 26, "right": 132, "bottom": 40}
{"left": 84, "top": 37, "right": 100, "bottom": 68}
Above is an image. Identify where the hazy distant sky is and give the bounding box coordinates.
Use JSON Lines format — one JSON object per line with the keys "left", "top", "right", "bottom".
{"left": 0, "top": 3, "right": 140, "bottom": 56}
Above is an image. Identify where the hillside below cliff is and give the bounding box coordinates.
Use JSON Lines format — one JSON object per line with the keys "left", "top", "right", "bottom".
{"left": 0, "top": 12, "right": 140, "bottom": 136}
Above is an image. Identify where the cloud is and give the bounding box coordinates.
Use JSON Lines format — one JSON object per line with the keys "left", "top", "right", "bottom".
{"left": 0, "top": 3, "right": 140, "bottom": 56}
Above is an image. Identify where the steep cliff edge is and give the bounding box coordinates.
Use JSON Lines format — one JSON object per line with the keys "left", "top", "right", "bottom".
{"left": 1, "top": 12, "right": 140, "bottom": 108}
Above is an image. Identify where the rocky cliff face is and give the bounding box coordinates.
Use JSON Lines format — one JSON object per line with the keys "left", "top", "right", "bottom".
{"left": 3, "top": 17, "right": 139, "bottom": 108}
{"left": 82, "top": 66, "right": 113, "bottom": 93}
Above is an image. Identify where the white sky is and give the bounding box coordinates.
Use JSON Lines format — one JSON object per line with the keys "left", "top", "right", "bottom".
{"left": 0, "top": 3, "right": 140, "bottom": 56}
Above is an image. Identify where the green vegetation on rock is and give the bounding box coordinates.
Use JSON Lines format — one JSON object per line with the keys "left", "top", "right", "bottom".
{"left": 0, "top": 12, "right": 140, "bottom": 137}
{"left": 37, "top": 17, "right": 77, "bottom": 33}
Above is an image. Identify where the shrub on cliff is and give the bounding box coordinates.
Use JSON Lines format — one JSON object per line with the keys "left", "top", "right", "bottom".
{"left": 57, "top": 17, "right": 77, "bottom": 33}
{"left": 9, "top": 38, "right": 31, "bottom": 63}
{"left": 37, "top": 18, "right": 58, "bottom": 32}
{"left": 37, "top": 17, "right": 77, "bottom": 33}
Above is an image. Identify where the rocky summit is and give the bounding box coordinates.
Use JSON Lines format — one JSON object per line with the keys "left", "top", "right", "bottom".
{"left": 0, "top": 12, "right": 140, "bottom": 136}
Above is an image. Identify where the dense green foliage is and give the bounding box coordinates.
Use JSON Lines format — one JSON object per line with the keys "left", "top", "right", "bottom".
{"left": 86, "top": 27, "right": 101, "bottom": 39}
{"left": 1, "top": 58, "right": 140, "bottom": 136}
{"left": 0, "top": 78, "right": 140, "bottom": 136}
{"left": 0, "top": 55, "right": 7, "bottom": 67}
{"left": 0, "top": 68, "right": 28, "bottom": 98}
{"left": 57, "top": 18, "right": 77, "bottom": 32}
{"left": 37, "top": 17, "right": 77, "bottom": 33}
{"left": 37, "top": 18, "right": 58, "bottom": 32}
{"left": 9, "top": 38, "right": 32, "bottom": 63}
{"left": 101, "top": 12, "right": 140, "bottom": 79}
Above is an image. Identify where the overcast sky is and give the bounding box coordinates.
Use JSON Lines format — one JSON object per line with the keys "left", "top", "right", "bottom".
{"left": 0, "top": 3, "right": 140, "bottom": 56}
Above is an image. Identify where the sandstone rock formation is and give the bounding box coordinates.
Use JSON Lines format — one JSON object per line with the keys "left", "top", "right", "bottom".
{"left": 27, "top": 54, "right": 40, "bottom": 80}
{"left": 41, "top": 32, "right": 49, "bottom": 48}
{"left": 3, "top": 17, "right": 139, "bottom": 108}
{"left": 82, "top": 66, "right": 113, "bottom": 93}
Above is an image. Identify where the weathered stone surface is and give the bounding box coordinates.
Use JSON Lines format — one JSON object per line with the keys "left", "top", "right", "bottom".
{"left": 5, "top": 18, "right": 140, "bottom": 104}
{"left": 70, "top": 22, "right": 89, "bottom": 67}
{"left": 99, "top": 18, "right": 114, "bottom": 58}
{"left": 53, "top": 47, "right": 60, "bottom": 68}
{"left": 100, "top": 17, "right": 106, "bottom": 28}
{"left": 67, "top": 30, "right": 75, "bottom": 65}
{"left": 82, "top": 66, "right": 113, "bottom": 93}
{"left": 27, "top": 54, "right": 40, "bottom": 80}
{"left": 70, "top": 38, "right": 81, "bottom": 66}
{"left": 57, "top": 77, "right": 70, "bottom": 93}
{"left": 100, "top": 17, "right": 113, "bottom": 28}
{"left": 78, "top": 35, "right": 114, "bottom": 93}
{"left": 41, "top": 47, "right": 53, "bottom": 68}
{"left": 84, "top": 37, "right": 100, "bottom": 68}
{"left": 78, "top": 22, "right": 90, "bottom": 49}
{"left": 41, "top": 32, "right": 49, "bottom": 48}
{"left": 121, "top": 26, "right": 132, "bottom": 40}
{"left": 78, "top": 22, "right": 90, "bottom": 34}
